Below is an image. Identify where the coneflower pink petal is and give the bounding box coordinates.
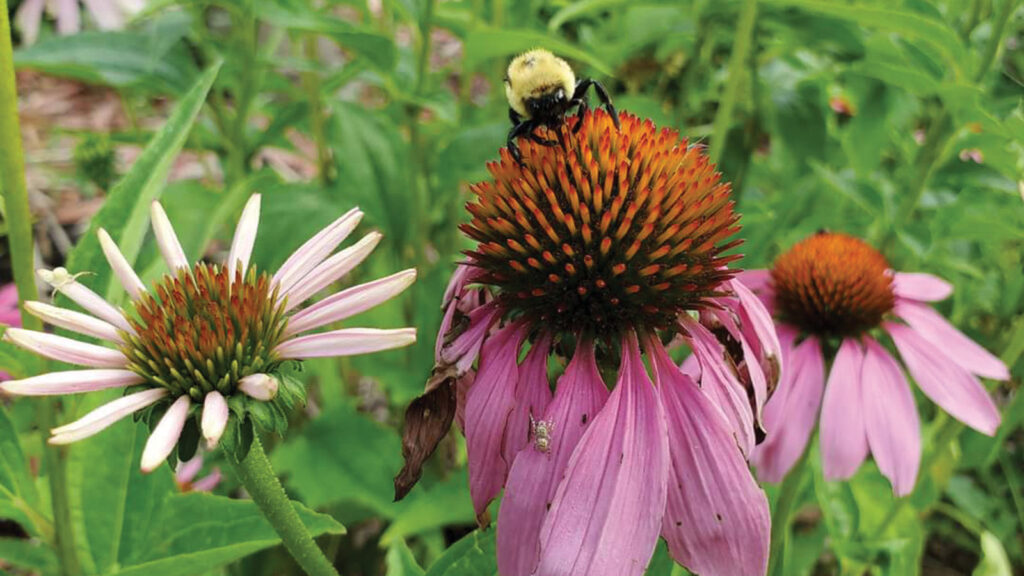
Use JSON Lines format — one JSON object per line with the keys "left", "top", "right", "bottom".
{"left": 228, "top": 194, "right": 262, "bottom": 278}
{"left": 0, "top": 369, "right": 143, "bottom": 395}
{"left": 98, "top": 229, "right": 146, "bottom": 301}
{"left": 684, "top": 318, "right": 755, "bottom": 456}
{"left": 862, "top": 337, "right": 921, "bottom": 497}
{"left": 281, "top": 232, "right": 382, "bottom": 312}
{"left": 534, "top": 332, "right": 668, "bottom": 576}
{"left": 820, "top": 338, "right": 869, "bottom": 480}
{"left": 704, "top": 307, "right": 768, "bottom": 430}
{"left": 455, "top": 370, "right": 474, "bottom": 433}
{"left": 498, "top": 340, "right": 608, "bottom": 576}
{"left": 49, "top": 388, "right": 167, "bottom": 444}
{"left": 648, "top": 335, "right": 769, "bottom": 576}
{"left": 190, "top": 469, "right": 222, "bottom": 492}
{"left": 80, "top": 0, "right": 125, "bottom": 29}
{"left": 465, "top": 323, "right": 524, "bottom": 519}
{"left": 24, "top": 301, "right": 123, "bottom": 344}
{"left": 440, "top": 300, "right": 501, "bottom": 374}
{"left": 751, "top": 337, "right": 824, "bottom": 483}
{"left": 442, "top": 262, "right": 482, "bottom": 307}
{"left": 238, "top": 373, "right": 278, "bottom": 401}
{"left": 176, "top": 456, "right": 204, "bottom": 484}
{"left": 141, "top": 395, "right": 191, "bottom": 473}
{"left": 892, "top": 272, "right": 953, "bottom": 302}
{"left": 887, "top": 323, "right": 1000, "bottom": 436}
{"left": 895, "top": 301, "right": 1009, "bottom": 381}
{"left": 53, "top": 0, "right": 79, "bottom": 34}
{"left": 3, "top": 328, "right": 127, "bottom": 368}
{"left": 38, "top": 268, "right": 134, "bottom": 333}
{"left": 14, "top": 0, "right": 45, "bottom": 46}
{"left": 274, "top": 327, "right": 416, "bottom": 359}
{"left": 150, "top": 201, "right": 190, "bottom": 272}
{"left": 284, "top": 269, "right": 417, "bottom": 336}
{"left": 733, "top": 277, "right": 783, "bottom": 382}
{"left": 501, "top": 334, "right": 553, "bottom": 467}
{"left": 201, "top": 390, "right": 230, "bottom": 448}
{"left": 273, "top": 208, "right": 363, "bottom": 294}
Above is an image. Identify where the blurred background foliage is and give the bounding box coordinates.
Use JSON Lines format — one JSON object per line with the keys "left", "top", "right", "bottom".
{"left": 0, "top": 0, "right": 1022, "bottom": 574}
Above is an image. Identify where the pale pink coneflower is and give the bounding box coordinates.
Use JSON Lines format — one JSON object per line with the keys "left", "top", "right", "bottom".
{"left": 174, "top": 453, "right": 222, "bottom": 493}
{"left": 1, "top": 195, "right": 416, "bottom": 472}
{"left": 1, "top": 283, "right": 21, "bottom": 381}
{"left": 737, "top": 232, "right": 1006, "bottom": 496}
{"left": 397, "top": 110, "right": 778, "bottom": 576}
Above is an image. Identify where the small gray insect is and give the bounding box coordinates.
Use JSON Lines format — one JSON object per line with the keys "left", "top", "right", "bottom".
{"left": 530, "top": 415, "right": 555, "bottom": 453}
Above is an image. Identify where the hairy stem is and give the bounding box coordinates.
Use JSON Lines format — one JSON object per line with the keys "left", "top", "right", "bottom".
{"left": 0, "top": 4, "right": 80, "bottom": 574}
{"left": 228, "top": 437, "right": 340, "bottom": 576}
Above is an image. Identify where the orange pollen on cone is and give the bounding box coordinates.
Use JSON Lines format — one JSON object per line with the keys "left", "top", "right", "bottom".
{"left": 771, "top": 232, "right": 894, "bottom": 337}
{"left": 461, "top": 109, "right": 742, "bottom": 338}
{"left": 120, "top": 263, "right": 289, "bottom": 401}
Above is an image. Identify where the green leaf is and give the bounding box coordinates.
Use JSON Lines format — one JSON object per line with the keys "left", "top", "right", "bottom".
{"left": 271, "top": 401, "right": 402, "bottom": 515}
{"left": 380, "top": 469, "right": 475, "bottom": 545}
{"left": 62, "top": 62, "right": 221, "bottom": 302}
{"left": 463, "top": 29, "right": 612, "bottom": 76}
{"left": 386, "top": 539, "right": 426, "bottom": 576}
{"left": 973, "top": 531, "right": 1012, "bottom": 576}
{"left": 112, "top": 492, "right": 344, "bottom": 576}
{"left": 423, "top": 530, "right": 496, "bottom": 576}
{"left": 13, "top": 31, "right": 198, "bottom": 94}
{"left": 0, "top": 327, "right": 35, "bottom": 379}
{"left": 0, "top": 407, "right": 42, "bottom": 535}
{"left": 0, "top": 538, "right": 58, "bottom": 574}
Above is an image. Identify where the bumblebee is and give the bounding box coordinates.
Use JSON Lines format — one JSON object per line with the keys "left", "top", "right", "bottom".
{"left": 504, "top": 49, "right": 619, "bottom": 164}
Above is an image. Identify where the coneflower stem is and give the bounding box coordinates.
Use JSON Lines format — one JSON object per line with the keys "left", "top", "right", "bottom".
{"left": 0, "top": 4, "right": 80, "bottom": 575}
{"left": 228, "top": 437, "right": 340, "bottom": 576}
{"left": 767, "top": 443, "right": 812, "bottom": 576}
{"left": 710, "top": 0, "right": 758, "bottom": 166}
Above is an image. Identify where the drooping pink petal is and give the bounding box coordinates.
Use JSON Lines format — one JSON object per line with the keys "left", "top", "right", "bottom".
{"left": 455, "top": 370, "right": 474, "bottom": 433}
{"left": 732, "top": 277, "right": 783, "bottom": 386}
{"left": 175, "top": 455, "right": 204, "bottom": 485}
{"left": 281, "top": 232, "right": 382, "bottom": 311}
{"left": 53, "top": 0, "right": 80, "bottom": 35}
{"left": 534, "top": 332, "right": 669, "bottom": 576}
{"left": 150, "top": 201, "right": 190, "bottom": 272}
{"left": 501, "top": 334, "right": 553, "bottom": 473}
{"left": 440, "top": 300, "right": 501, "bottom": 374}
{"left": 819, "top": 338, "right": 869, "bottom": 480}
{"left": 498, "top": 340, "right": 608, "bottom": 576}
{"left": 141, "top": 395, "right": 191, "bottom": 473}
{"left": 3, "top": 328, "right": 127, "bottom": 368}
{"left": 752, "top": 336, "right": 824, "bottom": 483}
{"left": 892, "top": 272, "right": 953, "bottom": 302}
{"left": 80, "top": 0, "right": 124, "bottom": 29}
{"left": 49, "top": 388, "right": 167, "bottom": 444}
{"left": 895, "top": 300, "right": 1009, "bottom": 381}
{"left": 274, "top": 327, "right": 416, "bottom": 359}
{"left": 189, "top": 469, "right": 222, "bottom": 492}
{"left": 38, "top": 268, "right": 134, "bottom": 333}
{"left": 887, "top": 323, "right": 1000, "bottom": 436}
{"left": 465, "top": 323, "right": 525, "bottom": 519}
{"left": 227, "top": 194, "right": 261, "bottom": 278}
{"left": 683, "top": 317, "right": 755, "bottom": 456}
{"left": 0, "top": 369, "right": 143, "bottom": 396}
{"left": 647, "top": 335, "right": 770, "bottom": 576}
{"left": 201, "top": 391, "right": 230, "bottom": 449}
{"left": 737, "top": 270, "right": 771, "bottom": 293}
{"left": 13, "top": 0, "right": 45, "bottom": 46}
{"left": 98, "top": 228, "right": 146, "bottom": 300}
{"left": 703, "top": 307, "right": 769, "bottom": 431}
{"left": 284, "top": 269, "right": 417, "bottom": 336}
{"left": 861, "top": 337, "right": 921, "bottom": 496}
{"left": 24, "top": 301, "right": 123, "bottom": 344}
{"left": 238, "top": 373, "right": 278, "bottom": 401}
{"left": 274, "top": 208, "right": 363, "bottom": 294}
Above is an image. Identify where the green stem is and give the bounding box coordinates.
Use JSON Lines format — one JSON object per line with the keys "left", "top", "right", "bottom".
{"left": 767, "top": 444, "right": 811, "bottom": 576}
{"left": 973, "top": 0, "right": 1016, "bottom": 84}
{"left": 710, "top": 0, "right": 757, "bottom": 166}
{"left": 302, "top": 35, "right": 333, "bottom": 185}
{"left": 0, "top": 5, "right": 80, "bottom": 575}
{"left": 228, "top": 438, "right": 340, "bottom": 576}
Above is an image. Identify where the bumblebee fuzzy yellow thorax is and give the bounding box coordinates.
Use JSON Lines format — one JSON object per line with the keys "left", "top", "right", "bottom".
{"left": 505, "top": 49, "right": 576, "bottom": 120}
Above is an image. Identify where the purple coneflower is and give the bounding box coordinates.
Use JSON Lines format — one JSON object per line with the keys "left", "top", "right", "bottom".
{"left": 0, "top": 283, "right": 20, "bottom": 382}
{"left": 740, "top": 232, "right": 1006, "bottom": 495}
{"left": 1, "top": 194, "right": 416, "bottom": 472}
{"left": 398, "top": 110, "right": 777, "bottom": 576}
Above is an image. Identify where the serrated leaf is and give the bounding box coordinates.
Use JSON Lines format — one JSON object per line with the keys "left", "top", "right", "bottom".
{"left": 423, "top": 530, "right": 496, "bottom": 576}
{"left": 62, "top": 62, "right": 221, "bottom": 303}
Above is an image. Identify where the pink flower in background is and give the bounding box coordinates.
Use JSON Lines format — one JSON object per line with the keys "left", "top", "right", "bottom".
{"left": 175, "top": 454, "right": 222, "bottom": 493}
{"left": 1, "top": 283, "right": 21, "bottom": 381}
{"left": 398, "top": 111, "right": 777, "bottom": 576}
{"left": 14, "top": 0, "right": 146, "bottom": 45}
{"left": 742, "top": 232, "right": 1006, "bottom": 496}
{"left": 1, "top": 194, "right": 416, "bottom": 472}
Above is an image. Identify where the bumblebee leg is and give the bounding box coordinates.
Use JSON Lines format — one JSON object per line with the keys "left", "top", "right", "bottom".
{"left": 528, "top": 129, "right": 559, "bottom": 147}
{"left": 509, "top": 108, "right": 523, "bottom": 126}
{"left": 574, "top": 78, "right": 619, "bottom": 129}
{"left": 570, "top": 98, "right": 589, "bottom": 133}
{"left": 507, "top": 120, "right": 535, "bottom": 165}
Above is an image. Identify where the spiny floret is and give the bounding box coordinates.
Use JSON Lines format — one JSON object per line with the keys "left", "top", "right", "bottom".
{"left": 462, "top": 109, "right": 742, "bottom": 339}
{"left": 772, "top": 232, "right": 894, "bottom": 337}
{"left": 121, "top": 263, "right": 289, "bottom": 400}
